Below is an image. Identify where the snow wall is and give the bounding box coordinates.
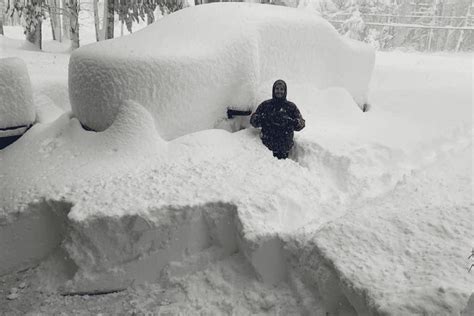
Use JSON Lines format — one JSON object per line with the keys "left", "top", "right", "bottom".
{"left": 69, "top": 2, "right": 375, "bottom": 140}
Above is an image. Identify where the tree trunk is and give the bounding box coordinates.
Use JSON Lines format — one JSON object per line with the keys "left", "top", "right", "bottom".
{"left": 0, "top": 0, "right": 4, "bottom": 35}
{"left": 26, "top": 20, "right": 42, "bottom": 50}
{"left": 62, "top": 0, "right": 70, "bottom": 39}
{"left": 455, "top": 4, "right": 471, "bottom": 52}
{"left": 147, "top": 11, "right": 154, "bottom": 25}
{"left": 93, "top": 0, "right": 100, "bottom": 41}
{"left": 105, "top": 0, "right": 114, "bottom": 39}
{"left": 102, "top": 0, "right": 107, "bottom": 39}
{"left": 57, "top": 0, "right": 62, "bottom": 42}
{"left": 69, "top": 0, "right": 80, "bottom": 49}
{"left": 51, "top": 0, "right": 62, "bottom": 41}
{"left": 49, "top": 3, "right": 56, "bottom": 41}
{"left": 50, "top": 16, "right": 56, "bottom": 40}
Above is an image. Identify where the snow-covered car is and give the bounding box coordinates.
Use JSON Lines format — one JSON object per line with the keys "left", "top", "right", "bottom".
{"left": 69, "top": 2, "right": 374, "bottom": 140}
{"left": 0, "top": 57, "right": 35, "bottom": 149}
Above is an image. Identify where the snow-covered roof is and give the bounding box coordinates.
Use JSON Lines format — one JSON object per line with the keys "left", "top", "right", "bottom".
{"left": 0, "top": 57, "right": 35, "bottom": 129}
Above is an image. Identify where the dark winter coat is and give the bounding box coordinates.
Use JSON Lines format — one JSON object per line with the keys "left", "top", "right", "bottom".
{"left": 250, "top": 80, "right": 305, "bottom": 155}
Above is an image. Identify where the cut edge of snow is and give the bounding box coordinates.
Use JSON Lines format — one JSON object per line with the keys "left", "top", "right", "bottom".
{"left": 5, "top": 198, "right": 295, "bottom": 295}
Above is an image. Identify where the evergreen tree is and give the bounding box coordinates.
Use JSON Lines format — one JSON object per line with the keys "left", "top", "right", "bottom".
{"left": 114, "top": 0, "right": 184, "bottom": 35}
{"left": 8, "top": 0, "right": 48, "bottom": 49}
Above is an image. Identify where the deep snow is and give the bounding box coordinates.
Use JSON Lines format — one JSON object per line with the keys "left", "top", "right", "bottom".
{"left": 69, "top": 3, "right": 374, "bottom": 139}
{"left": 0, "top": 57, "right": 35, "bottom": 130}
{"left": 0, "top": 5, "right": 473, "bottom": 315}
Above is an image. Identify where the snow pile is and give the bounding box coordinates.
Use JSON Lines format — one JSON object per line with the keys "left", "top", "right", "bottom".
{"left": 0, "top": 35, "right": 71, "bottom": 123}
{"left": 69, "top": 2, "right": 374, "bottom": 139}
{"left": 463, "top": 294, "right": 474, "bottom": 316}
{"left": 0, "top": 57, "right": 35, "bottom": 130}
{"left": 0, "top": 35, "right": 38, "bottom": 51}
{"left": 291, "top": 140, "right": 472, "bottom": 315}
{"left": 0, "top": 95, "right": 408, "bottom": 292}
{"left": 0, "top": 101, "right": 165, "bottom": 275}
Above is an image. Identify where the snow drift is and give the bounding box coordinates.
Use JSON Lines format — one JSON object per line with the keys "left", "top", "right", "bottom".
{"left": 291, "top": 141, "right": 473, "bottom": 315}
{"left": 69, "top": 2, "right": 374, "bottom": 139}
{"left": 0, "top": 96, "right": 406, "bottom": 290}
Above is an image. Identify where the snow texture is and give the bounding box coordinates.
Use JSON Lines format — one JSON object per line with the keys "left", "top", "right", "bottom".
{"left": 291, "top": 142, "right": 473, "bottom": 315}
{"left": 0, "top": 57, "right": 35, "bottom": 129}
{"left": 69, "top": 2, "right": 374, "bottom": 139}
{"left": 1, "top": 15, "right": 472, "bottom": 316}
{"left": 0, "top": 100, "right": 165, "bottom": 275}
{"left": 463, "top": 293, "right": 474, "bottom": 316}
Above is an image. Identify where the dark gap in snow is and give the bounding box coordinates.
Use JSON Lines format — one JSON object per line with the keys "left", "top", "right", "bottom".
{"left": 61, "top": 289, "right": 126, "bottom": 297}
{"left": 226, "top": 108, "right": 252, "bottom": 119}
{"left": 0, "top": 124, "right": 33, "bottom": 149}
{"left": 0, "top": 124, "right": 32, "bottom": 132}
{"left": 79, "top": 122, "right": 96, "bottom": 132}
{"left": 0, "top": 134, "right": 24, "bottom": 150}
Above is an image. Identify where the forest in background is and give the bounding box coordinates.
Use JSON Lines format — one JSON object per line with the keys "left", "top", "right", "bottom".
{"left": 0, "top": 0, "right": 472, "bottom": 52}
{"left": 320, "top": 0, "right": 473, "bottom": 52}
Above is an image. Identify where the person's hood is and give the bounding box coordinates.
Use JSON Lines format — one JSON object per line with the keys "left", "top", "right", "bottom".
{"left": 272, "top": 79, "right": 287, "bottom": 101}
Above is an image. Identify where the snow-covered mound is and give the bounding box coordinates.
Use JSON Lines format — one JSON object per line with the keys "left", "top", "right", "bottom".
{"left": 0, "top": 57, "right": 35, "bottom": 130}
{"left": 0, "top": 94, "right": 410, "bottom": 290}
{"left": 0, "top": 35, "right": 38, "bottom": 51}
{"left": 0, "top": 101, "right": 165, "bottom": 275}
{"left": 292, "top": 141, "right": 473, "bottom": 315}
{"left": 69, "top": 2, "right": 374, "bottom": 139}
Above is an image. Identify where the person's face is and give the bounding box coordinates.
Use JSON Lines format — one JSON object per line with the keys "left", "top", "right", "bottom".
{"left": 274, "top": 83, "right": 285, "bottom": 99}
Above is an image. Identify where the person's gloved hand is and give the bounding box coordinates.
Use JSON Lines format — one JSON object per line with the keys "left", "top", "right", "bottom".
{"left": 284, "top": 116, "right": 297, "bottom": 127}
{"left": 279, "top": 115, "right": 296, "bottom": 128}
{"left": 264, "top": 113, "right": 295, "bottom": 130}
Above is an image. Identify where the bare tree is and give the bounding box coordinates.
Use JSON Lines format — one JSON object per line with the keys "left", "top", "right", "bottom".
{"left": 48, "top": 0, "right": 62, "bottom": 41}
{"left": 62, "top": 0, "right": 70, "bottom": 39}
{"left": 93, "top": 0, "right": 102, "bottom": 41}
{"left": 105, "top": 0, "right": 114, "bottom": 39}
{"left": 67, "top": 0, "right": 80, "bottom": 49}
{"left": 0, "top": 0, "right": 5, "bottom": 35}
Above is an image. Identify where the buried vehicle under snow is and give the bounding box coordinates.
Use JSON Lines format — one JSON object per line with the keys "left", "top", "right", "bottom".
{"left": 0, "top": 58, "right": 36, "bottom": 150}
{"left": 69, "top": 2, "right": 375, "bottom": 140}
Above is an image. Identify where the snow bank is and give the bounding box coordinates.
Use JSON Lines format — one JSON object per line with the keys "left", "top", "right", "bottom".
{"left": 48, "top": 202, "right": 241, "bottom": 293}
{"left": 69, "top": 2, "right": 374, "bottom": 139}
{"left": 291, "top": 141, "right": 473, "bottom": 315}
{"left": 0, "top": 101, "right": 165, "bottom": 275}
{"left": 463, "top": 294, "right": 474, "bottom": 316}
{"left": 0, "top": 83, "right": 448, "bottom": 294}
{"left": 0, "top": 35, "right": 71, "bottom": 117}
{"left": 0, "top": 57, "right": 35, "bottom": 129}
{"left": 0, "top": 94, "right": 405, "bottom": 290}
{"left": 0, "top": 201, "right": 69, "bottom": 277}
{"left": 0, "top": 36, "right": 38, "bottom": 51}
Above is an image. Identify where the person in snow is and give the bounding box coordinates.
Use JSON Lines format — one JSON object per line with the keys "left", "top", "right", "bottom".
{"left": 250, "top": 80, "right": 305, "bottom": 159}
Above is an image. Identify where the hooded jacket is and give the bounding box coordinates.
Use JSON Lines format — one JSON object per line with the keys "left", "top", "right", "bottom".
{"left": 250, "top": 80, "right": 305, "bottom": 153}
{"left": 251, "top": 80, "right": 305, "bottom": 131}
